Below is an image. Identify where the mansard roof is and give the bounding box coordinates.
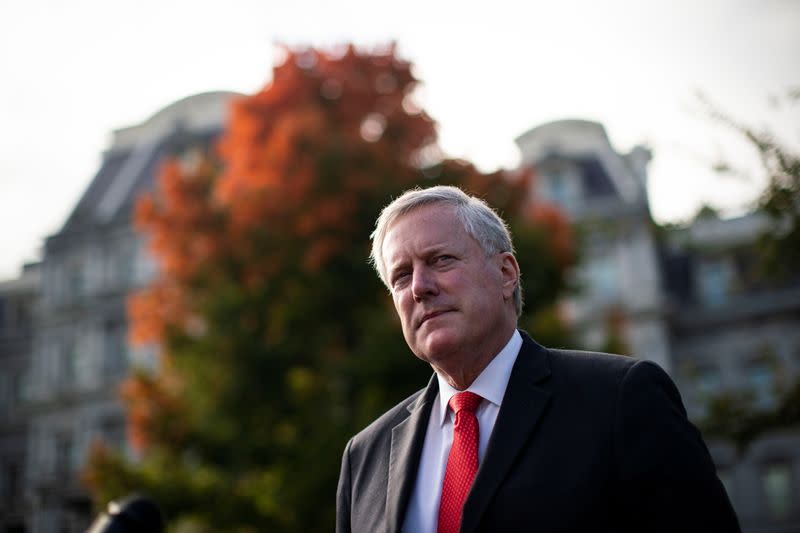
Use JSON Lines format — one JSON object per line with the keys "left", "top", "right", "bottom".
{"left": 515, "top": 119, "right": 650, "bottom": 209}
{"left": 536, "top": 152, "right": 618, "bottom": 200}
{"left": 53, "top": 91, "right": 239, "bottom": 239}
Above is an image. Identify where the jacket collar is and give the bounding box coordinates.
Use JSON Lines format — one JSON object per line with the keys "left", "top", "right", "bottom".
{"left": 385, "top": 331, "right": 552, "bottom": 533}
{"left": 386, "top": 373, "right": 438, "bottom": 533}
{"left": 461, "top": 331, "right": 552, "bottom": 533}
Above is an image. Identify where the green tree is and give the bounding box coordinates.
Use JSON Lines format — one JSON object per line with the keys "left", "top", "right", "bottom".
{"left": 695, "top": 90, "right": 800, "bottom": 450}
{"left": 701, "top": 90, "right": 800, "bottom": 277}
{"left": 84, "top": 44, "right": 574, "bottom": 532}
{"left": 700, "top": 379, "right": 800, "bottom": 452}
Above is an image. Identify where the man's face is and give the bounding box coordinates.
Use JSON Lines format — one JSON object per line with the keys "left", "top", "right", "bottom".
{"left": 381, "top": 203, "right": 518, "bottom": 375}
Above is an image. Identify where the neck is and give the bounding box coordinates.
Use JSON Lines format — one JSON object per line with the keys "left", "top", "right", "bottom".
{"left": 435, "top": 363, "right": 489, "bottom": 391}
{"left": 433, "top": 325, "right": 516, "bottom": 390}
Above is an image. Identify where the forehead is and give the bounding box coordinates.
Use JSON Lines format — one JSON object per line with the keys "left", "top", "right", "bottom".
{"left": 382, "top": 204, "right": 469, "bottom": 259}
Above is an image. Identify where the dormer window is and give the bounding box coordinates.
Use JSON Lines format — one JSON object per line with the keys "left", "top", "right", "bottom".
{"left": 541, "top": 163, "right": 582, "bottom": 213}
{"left": 697, "top": 257, "right": 734, "bottom": 307}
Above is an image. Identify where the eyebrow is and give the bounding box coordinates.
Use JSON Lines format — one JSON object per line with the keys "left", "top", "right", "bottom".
{"left": 386, "top": 258, "right": 409, "bottom": 279}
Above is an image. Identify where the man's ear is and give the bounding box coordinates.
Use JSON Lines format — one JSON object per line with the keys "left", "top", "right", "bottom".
{"left": 498, "top": 252, "right": 520, "bottom": 300}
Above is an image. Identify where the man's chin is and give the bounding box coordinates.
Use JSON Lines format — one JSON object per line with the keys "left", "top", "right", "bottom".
{"left": 415, "top": 332, "right": 463, "bottom": 364}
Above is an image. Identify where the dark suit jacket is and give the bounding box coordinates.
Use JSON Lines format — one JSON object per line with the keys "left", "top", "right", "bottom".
{"left": 336, "top": 331, "right": 740, "bottom": 533}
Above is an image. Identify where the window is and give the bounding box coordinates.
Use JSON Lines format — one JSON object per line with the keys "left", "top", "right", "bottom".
{"left": 130, "top": 343, "right": 159, "bottom": 372}
{"left": 549, "top": 171, "right": 571, "bottom": 208}
{"left": 178, "top": 146, "right": 204, "bottom": 173}
{"left": 1, "top": 463, "right": 21, "bottom": 503}
{"left": 119, "top": 245, "right": 135, "bottom": 286}
{"left": 762, "top": 462, "right": 793, "bottom": 519}
{"left": 697, "top": 258, "right": 734, "bottom": 307}
{"left": 2, "top": 372, "right": 25, "bottom": 410}
{"left": 108, "top": 242, "right": 135, "bottom": 288}
{"left": 696, "top": 364, "right": 722, "bottom": 398}
{"left": 586, "top": 249, "right": 619, "bottom": 302}
{"left": 103, "top": 321, "right": 128, "bottom": 378}
{"left": 61, "top": 340, "right": 77, "bottom": 386}
{"left": 99, "top": 416, "right": 126, "bottom": 451}
{"left": 745, "top": 358, "right": 776, "bottom": 410}
{"left": 547, "top": 168, "right": 582, "bottom": 213}
{"left": 794, "top": 342, "right": 800, "bottom": 370}
{"left": 11, "top": 372, "right": 26, "bottom": 404}
{"left": 14, "top": 297, "right": 31, "bottom": 334}
{"left": 689, "top": 363, "right": 723, "bottom": 419}
{"left": 0, "top": 375, "right": 6, "bottom": 411}
{"left": 67, "top": 264, "right": 84, "bottom": 298}
{"left": 134, "top": 243, "right": 157, "bottom": 285}
{"left": 54, "top": 433, "right": 73, "bottom": 476}
{"left": 46, "top": 262, "right": 62, "bottom": 304}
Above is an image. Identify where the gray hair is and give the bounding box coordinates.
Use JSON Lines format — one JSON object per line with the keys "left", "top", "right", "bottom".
{"left": 370, "top": 185, "right": 523, "bottom": 316}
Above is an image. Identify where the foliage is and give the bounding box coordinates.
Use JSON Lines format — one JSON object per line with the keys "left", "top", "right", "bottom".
{"left": 700, "top": 379, "right": 800, "bottom": 452}
{"left": 692, "top": 91, "right": 800, "bottom": 451}
{"left": 85, "top": 44, "right": 574, "bottom": 531}
{"left": 701, "top": 90, "right": 800, "bottom": 278}
{"left": 598, "top": 306, "right": 631, "bottom": 356}
{"left": 752, "top": 130, "right": 800, "bottom": 278}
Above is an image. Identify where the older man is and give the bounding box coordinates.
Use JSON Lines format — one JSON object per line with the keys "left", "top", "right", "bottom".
{"left": 336, "top": 185, "right": 739, "bottom": 533}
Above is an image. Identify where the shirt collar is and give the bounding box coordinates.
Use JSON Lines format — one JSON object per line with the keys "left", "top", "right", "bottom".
{"left": 436, "top": 329, "right": 522, "bottom": 426}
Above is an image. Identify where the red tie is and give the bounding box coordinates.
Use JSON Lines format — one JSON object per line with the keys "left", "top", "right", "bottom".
{"left": 438, "top": 391, "right": 483, "bottom": 533}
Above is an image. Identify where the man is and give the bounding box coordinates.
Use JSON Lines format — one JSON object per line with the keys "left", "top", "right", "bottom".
{"left": 337, "top": 185, "right": 740, "bottom": 533}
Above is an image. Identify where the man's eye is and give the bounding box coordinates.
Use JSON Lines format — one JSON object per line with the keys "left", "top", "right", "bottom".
{"left": 392, "top": 272, "right": 410, "bottom": 286}
{"left": 435, "top": 255, "right": 454, "bottom": 264}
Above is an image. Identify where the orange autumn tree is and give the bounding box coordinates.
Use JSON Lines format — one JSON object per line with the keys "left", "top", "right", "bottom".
{"left": 85, "top": 44, "right": 574, "bottom": 531}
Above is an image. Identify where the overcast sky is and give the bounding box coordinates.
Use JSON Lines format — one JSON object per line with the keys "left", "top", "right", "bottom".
{"left": 1, "top": 0, "right": 798, "bottom": 279}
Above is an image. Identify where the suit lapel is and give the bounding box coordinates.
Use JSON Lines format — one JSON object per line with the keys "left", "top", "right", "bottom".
{"left": 460, "top": 333, "right": 552, "bottom": 533}
{"left": 386, "top": 375, "right": 438, "bottom": 533}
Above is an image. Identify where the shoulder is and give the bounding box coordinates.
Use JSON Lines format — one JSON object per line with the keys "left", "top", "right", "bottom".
{"left": 554, "top": 348, "right": 676, "bottom": 397}
{"left": 549, "top": 347, "right": 670, "bottom": 383}
{"left": 518, "top": 332, "right": 676, "bottom": 404}
{"left": 548, "top": 347, "right": 637, "bottom": 374}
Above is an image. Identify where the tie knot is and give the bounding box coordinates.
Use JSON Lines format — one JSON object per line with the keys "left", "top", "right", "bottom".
{"left": 449, "top": 391, "right": 482, "bottom": 414}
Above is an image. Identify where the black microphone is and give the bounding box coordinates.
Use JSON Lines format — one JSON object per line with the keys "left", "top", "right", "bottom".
{"left": 85, "top": 494, "right": 164, "bottom": 533}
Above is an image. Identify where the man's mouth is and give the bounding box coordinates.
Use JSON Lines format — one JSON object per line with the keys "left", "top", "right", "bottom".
{"left": 418, "top": 309, "right": 452, "bottom": 326}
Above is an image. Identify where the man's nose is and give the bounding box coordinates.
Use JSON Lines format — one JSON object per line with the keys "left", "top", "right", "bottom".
{"left": 411, "top": 267, "right": 438, "bottom": 301}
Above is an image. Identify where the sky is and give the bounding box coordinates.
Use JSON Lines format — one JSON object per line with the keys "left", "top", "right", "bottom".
{"left": 1, "top": 0, "right": 798, "bottom": 280}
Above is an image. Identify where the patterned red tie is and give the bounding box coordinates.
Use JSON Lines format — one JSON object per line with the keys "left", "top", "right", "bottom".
{"left": 438, "top": 391, "right": 483, "bottom": 533}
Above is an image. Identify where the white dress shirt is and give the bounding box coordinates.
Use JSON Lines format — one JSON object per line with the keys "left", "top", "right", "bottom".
{"left": 402, "top": 330, "right": 523, "bottom": 533}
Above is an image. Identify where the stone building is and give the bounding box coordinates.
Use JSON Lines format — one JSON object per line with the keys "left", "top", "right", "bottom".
{"left": 516, "top": 119, "right": 671, "bottom": 371}
{"left": 22, "top": 91, "right": 237, "bottom": 532}
{"left": 663, "top": 212, "right": 800, "bottom": 532}
{"left": 0, "top": 263, "right": 39, "bottom": 533}
{"left": 516, "top": 119, "right": 800, "bottom": 533}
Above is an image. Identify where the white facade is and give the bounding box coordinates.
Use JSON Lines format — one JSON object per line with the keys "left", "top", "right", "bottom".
{"left": 517, "top": 120, "right": 800, "bottom": 532}
{"left": 23, "top": 91, "right": 237, "bottom": 532}
{"left": 516, "top": 119, "right": 671, "bottom": 371}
